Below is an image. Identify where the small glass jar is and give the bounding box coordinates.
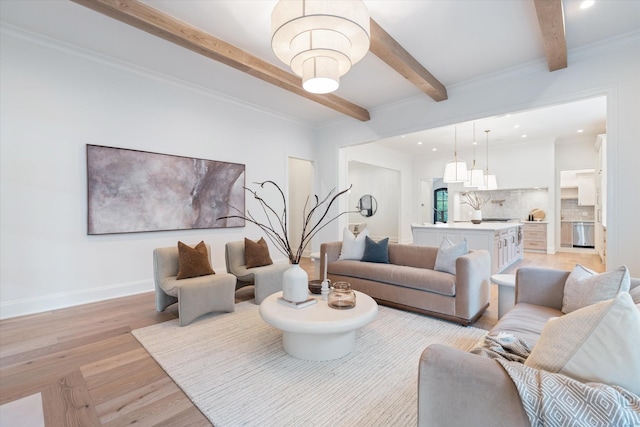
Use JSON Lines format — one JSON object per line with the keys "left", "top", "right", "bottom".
{"left": 328, "top": 282, "right": 356, "bottom": 309}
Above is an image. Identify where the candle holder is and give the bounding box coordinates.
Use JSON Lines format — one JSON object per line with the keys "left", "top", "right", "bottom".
{"left": 320, "top": 279, "right": 331, "bottom": 301}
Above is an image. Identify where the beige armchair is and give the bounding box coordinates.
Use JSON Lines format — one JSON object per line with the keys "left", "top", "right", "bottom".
{"left": 153, "top": 243, "right": 236, "bottom": 326}
{"left": 224, "top": 240, "right": 290, "bottom": 304}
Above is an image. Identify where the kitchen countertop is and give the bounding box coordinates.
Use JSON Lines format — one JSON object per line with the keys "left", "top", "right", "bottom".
{"left": 412, "top": 222, "right": 522, "bottom": 231}
{"left": 561, "top": 220, "right": 595, "bottom": 222}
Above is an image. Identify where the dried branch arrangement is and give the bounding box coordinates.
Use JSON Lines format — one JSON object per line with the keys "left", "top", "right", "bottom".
{"left": 218, "top": 180, "right": 352, "bottom": 264}
{"left": 461, "top": 191, "right": 492, "bottom": 210}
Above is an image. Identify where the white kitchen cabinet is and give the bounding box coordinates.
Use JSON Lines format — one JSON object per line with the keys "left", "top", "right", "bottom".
{"left": 560, "top": 187, "right": 579, "bottom": 199}
{"left": 412, "top": 223, "right": 523, "bottom": 274}
{"left": 578, "top": 172, "right": 596, "bottom": 206}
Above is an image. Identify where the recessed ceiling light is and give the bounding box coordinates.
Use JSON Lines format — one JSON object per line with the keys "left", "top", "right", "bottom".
{"left": 521, "top": 134, "right": 527, "bottom": 138}
{"left": 577, "top": 129, "right": 584, "bottom": 133}
{"left": 514, "top": 124, "right": 520, "bottom": 128}
{"left": 580, "top": 0, "right": 595, "bottom": 10}
{"left": 417, "top": 141, "right": 423, "bottom": 145}
{"left": 432, "top": 148, "right": 437, "bottom": 152}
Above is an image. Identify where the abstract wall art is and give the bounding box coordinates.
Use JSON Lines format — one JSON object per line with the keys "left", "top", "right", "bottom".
{"left": 87, "top": 145, "right": 245, "bottom": 234}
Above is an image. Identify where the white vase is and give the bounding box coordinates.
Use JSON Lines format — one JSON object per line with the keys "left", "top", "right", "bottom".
{"left": 472, "top": 210, "right": 482, "bottom": 223}
{"left": 282, "top": 263, "right": 309, "bottom": 303}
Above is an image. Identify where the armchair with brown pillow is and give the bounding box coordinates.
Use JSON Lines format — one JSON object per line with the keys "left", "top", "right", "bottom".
{"left": 153, "top": 241, "right": 236, "bottom": 326}
{"left": 225, "top": 238, "right": 290, "bottom": 304}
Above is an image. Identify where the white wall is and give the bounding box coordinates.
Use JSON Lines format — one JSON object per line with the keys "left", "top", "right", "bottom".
{"left": 317, "top": 33, "right": 640, "bottom": 275}
{"left": 0, "top": 29, "right": 315, "bottom": 318}
{"left": 555, "top": 135, "right": 599, "bottom": 172}
{"left": 347, "top": 161, "right": 400, "bottom": 242}
{"left": 288, "top": 157, "right": 314, "bottom": 258}
{"left": 342, "top": 144, "right": 414, "bottom": 243}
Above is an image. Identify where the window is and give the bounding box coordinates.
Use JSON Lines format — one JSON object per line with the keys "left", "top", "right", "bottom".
{"left": 434, "top": 188, "right": 448, "bottom": 223}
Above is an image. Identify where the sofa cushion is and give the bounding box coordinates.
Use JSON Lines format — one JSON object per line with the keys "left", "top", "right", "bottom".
{"left": 434, "top": 237, "right": 468, "bottom": 275}
{"left": 562, "top": 264, "right": 630, "bottom": 313}
{"left": 361, "top": 236, "right": 390, "bottom": 263}
{"left": 244, "top": 237, "right": 273, "bottom": 268}
{"left": 176, "top": 241, "right": 215, "bottom": 280}
{"left": 338, "top": 227, "right": 369, "bottom": 260}
{"left": 328, "top": 260, "right": 456, "bottom": 296}
{"left": 526, "top": 292, "right": 640, "bottom": 396}
{"left": 388, "top": 244, "right": 438, "bottom": 269}
{"left": 490, "top": 303, "right": 563, "bottom": 347}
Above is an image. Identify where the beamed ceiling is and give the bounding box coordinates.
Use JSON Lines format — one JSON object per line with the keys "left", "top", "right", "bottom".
{"left": 69, "top": 0, "right": 570, "bottom": 122}
{"left": 1, "top": 1, "right": 638, "bottom": 143}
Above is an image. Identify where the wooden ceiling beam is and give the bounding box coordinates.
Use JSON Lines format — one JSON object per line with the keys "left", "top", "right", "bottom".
{"left": 533, "top": 0, "right": 568, "bottom": 71}
{"left": 369, "top": 19, "right": 448, "bottom": 102}
{"left": 70, "top": 0, "right": 371, "bottom": 122}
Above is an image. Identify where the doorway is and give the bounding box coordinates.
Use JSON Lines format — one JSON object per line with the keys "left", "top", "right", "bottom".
{"left": 288, "top": 157, "right": 314, "bottom": 258}
{"left": 434, "top": 188, "right": 448, "bottom": 223}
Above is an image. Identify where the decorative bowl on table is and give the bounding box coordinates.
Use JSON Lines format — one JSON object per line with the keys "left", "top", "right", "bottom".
{"left": 308, "top": 279, "right": 324, "bottom": 295}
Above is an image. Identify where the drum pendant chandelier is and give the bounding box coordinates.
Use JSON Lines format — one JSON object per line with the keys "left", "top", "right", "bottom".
{"left": 271, "top": 0, "right": 370, "bottom": 94}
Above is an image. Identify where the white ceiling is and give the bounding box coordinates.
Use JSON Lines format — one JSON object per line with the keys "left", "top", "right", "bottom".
{"left": 1, "top": 0, "right": 637, "bottom": 151}
{"left": 372, "top": 95, "right": 607, "bottom": 157}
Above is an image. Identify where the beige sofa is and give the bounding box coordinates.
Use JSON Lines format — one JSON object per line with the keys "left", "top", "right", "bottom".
{"left": 320, "top": 242, "right": 491, "bottom": 325}
{"left": 418, "top": 266, "right": 640, "bottom": 427}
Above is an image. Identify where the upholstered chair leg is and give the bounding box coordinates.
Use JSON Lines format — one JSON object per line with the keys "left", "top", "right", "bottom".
{"left": 177, "top": 275, "right": 237, "bottom": 326}
{"left": 254, "top": 264, "right": 290, "bottom": 304}
{"left": 155, "top": 281, "right": 177, "bottom": 312}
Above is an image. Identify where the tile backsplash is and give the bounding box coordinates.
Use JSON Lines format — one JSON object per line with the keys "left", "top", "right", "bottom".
{"left": 458, "top": 188, "right": 550, "bottom": 221}
{"left": 561, "top": 198, "right": 595, "bottom": 221}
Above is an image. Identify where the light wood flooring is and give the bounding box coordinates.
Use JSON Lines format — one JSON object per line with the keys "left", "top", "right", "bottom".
{"left": 0, "top": 251, "right": 604, "bottom": 426}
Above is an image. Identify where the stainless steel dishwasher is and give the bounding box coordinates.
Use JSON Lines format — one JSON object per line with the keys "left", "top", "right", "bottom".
{"left": 573, "top": 222, "right": 595, "bottom": 248}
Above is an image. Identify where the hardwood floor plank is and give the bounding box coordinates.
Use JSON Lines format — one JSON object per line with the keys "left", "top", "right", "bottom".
{"left": 41, "top": 369, "right": 101, "bottom": 427}
{"left": 153, "top": 407, "right": 213, "bottom": 426}
{"left": 0, "top": 332, "right": 139, "bottom": 405}
{"left": 79, "top": 348, "right": 149, "bottom": 378}
{"left": 84, "top": 357, "right": 167, "bottom": 405}
{"left": 99, "top": 390, "right": 198, "bottom": 427}
{"left": 0, "top": 327, "right": 131, "bottom": 368}
{"left": 93, "top": 376, "right": 178, "bottom": 424}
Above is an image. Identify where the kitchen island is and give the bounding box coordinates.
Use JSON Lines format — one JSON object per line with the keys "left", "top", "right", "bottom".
{"left": 411, "top": 222, "right": 524, "bottom": 273}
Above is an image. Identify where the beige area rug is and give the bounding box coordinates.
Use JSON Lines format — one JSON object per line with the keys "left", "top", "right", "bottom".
{"left": 132, "top": 301, "right": 486, "bottom": 426}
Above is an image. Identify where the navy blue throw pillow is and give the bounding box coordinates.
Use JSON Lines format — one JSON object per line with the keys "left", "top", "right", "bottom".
{"left": 361, "top": 236, "right": 390, "bottom": 263}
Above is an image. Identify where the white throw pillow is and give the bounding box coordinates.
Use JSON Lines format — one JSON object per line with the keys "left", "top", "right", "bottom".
{"left": 338, "top": 227, "right": 370, "bottom": 260}
{"left": 434, "top": 237, "right": 468, "bottom": 275}
{"left": 525, "top": 292, "right": 640, "bottom": 396}
{"left": 562, "top": 264, "right": 630, "bottom": 313}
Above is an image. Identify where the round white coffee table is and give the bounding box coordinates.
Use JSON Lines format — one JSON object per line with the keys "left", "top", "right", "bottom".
{"left": 259, "top": 291, "right": 378, "bottom": 361}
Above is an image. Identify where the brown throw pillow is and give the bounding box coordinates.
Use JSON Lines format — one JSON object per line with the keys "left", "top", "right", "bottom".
{"left": 245, "top": 237, "right": 273, "bottom": 269}
{"left": 176, "top": 241, "right": 215, "bottom": 280}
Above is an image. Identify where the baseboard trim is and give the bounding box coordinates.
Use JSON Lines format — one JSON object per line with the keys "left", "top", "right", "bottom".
{"left": 0, "top": 280, "right": 153, "bottom": 320}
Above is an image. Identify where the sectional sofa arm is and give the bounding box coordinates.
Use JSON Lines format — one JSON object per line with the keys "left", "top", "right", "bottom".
{"left": 515, "top": 267, "right": 570, "bottom": 310}
{"left": 454, "top": 250, "right": 491, "bottom": 321}
{"left": 418, "top": 344, "right": 530, "bottom": 427}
